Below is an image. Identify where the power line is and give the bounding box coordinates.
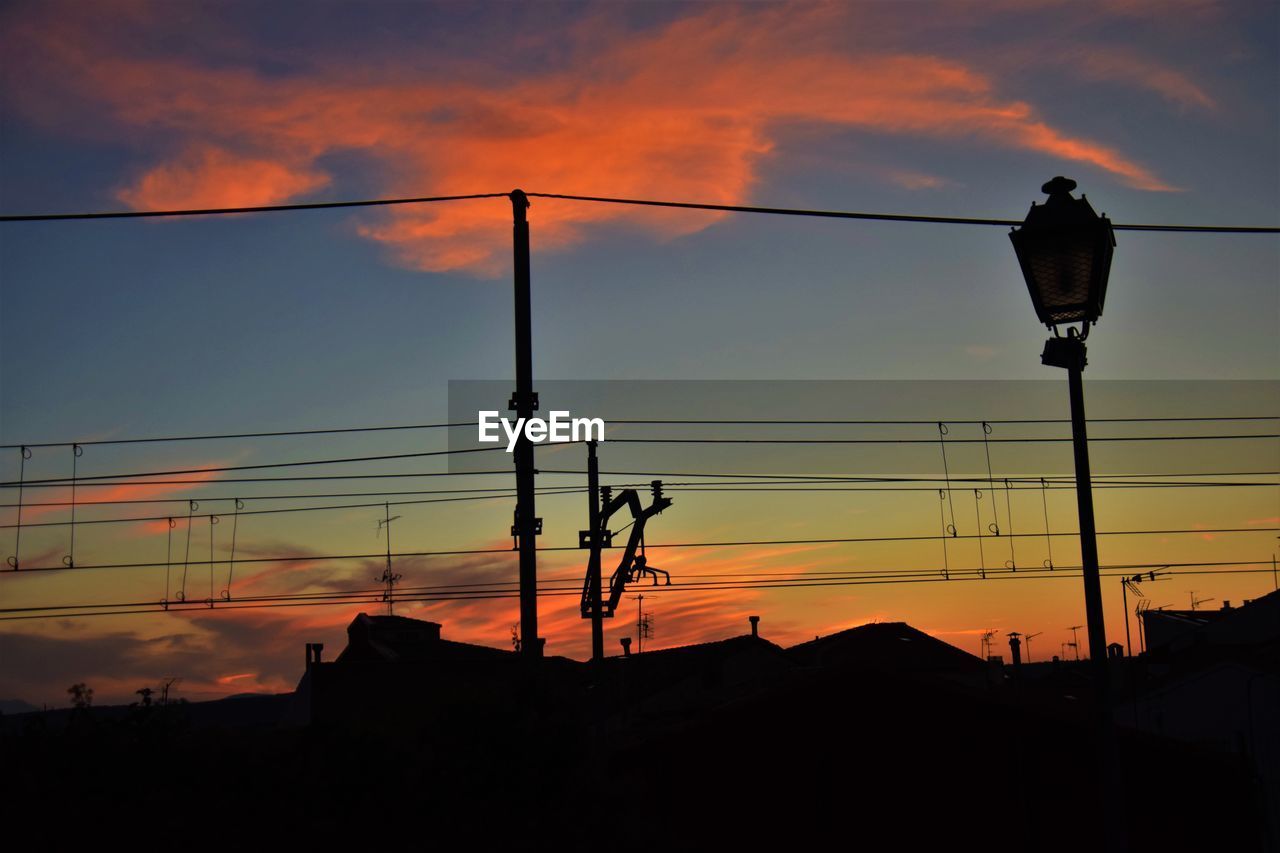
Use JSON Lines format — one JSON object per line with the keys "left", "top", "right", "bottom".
{"left": 606, "top": 433, "right": 1278, "bottom": 445}
{"left": 3, "top": 474, "right": 1272, "bottom": 509}
{"left": 0, "top": 486, "right": 588, "bottom": 529}
{"left": 667, "top": 481, "right": 1276, "bottom": 493}
{"left": 526, "top": 192, "right": 1280, "bottom": 234}
{"left": 3, "top": 467, "right": 1273, "bottom": 490}
{"left": 2, "top": 563, "right": 1271, "bottom": 622}
{"left": 635, "top": 527, "right": 1277, "bottom": 552}
{"left": 0, "top": 470, "right": 517, "bottom": 488}
{"left": 2, "top": 189, "right": 1276, "bottom": 232}
{"left": 0, "top": 421, "right": 473, "bottom": 450}
{"left": 4, "top": 414, "right": 1273, "bottom": 450}
{"left": 540, "top": 468, "right": 1280, "bottom": 483}
{"left": 16, "top": 557, "right": 1264, "bottom": 611}
{"left": 608, "top": 416, "right": 1280, "bottom": 425}
{"left": 0, "top": 192, "right": 509, "bottom": 222}
{"left": 1, "top": 479, "right": 1271, "bottom": 539}
{"left": 4, "top": 525, "right": 1274, "bottom": 574}
{"left": 0, "top": 483, "right": 591, "bottom": 509}
{"left": 0, "top": 445, "right": 513, "bottom": 487}
{"left": 7, "top": 433, "right": 1270, "bottom": 488}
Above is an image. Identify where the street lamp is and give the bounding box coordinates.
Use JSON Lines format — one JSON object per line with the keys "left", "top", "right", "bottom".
{"left": 1010, "top": 176, "right": 1116, "bottom": 700}
{"left": 1010, "top": 176, "right": 1114, "bottom": 330}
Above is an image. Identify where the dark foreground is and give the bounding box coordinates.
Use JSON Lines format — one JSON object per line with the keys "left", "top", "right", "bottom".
{"left": 3, "top": 634, "right": 1265, "bottom": 851}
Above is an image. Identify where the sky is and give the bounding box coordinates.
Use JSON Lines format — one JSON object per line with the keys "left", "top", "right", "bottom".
{"left": 0, "top": 0, "right": 1277, "bottom": 707}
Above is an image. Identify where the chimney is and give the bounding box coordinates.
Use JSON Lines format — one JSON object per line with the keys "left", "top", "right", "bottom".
{"left": 749, "top": 615, "right": 760, "bottom": 637}
{"left": 620, "top": 637, "right": 632, "bottom": 657}
{"left": 1222, "top": 600, "right": 1232, "bottom": 610}
{"left": 1008, "top": 634, "right": 1022, "bottom": 669}
{"left": 304, "top": 642, "right": 324, "bottom": 670}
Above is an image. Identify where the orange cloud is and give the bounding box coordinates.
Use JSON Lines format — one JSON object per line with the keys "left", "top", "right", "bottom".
{"left": 17, "top": 467, "right": 227, "bottom": 543}
{"left": 3, "top": 2, "right": 1179, "bottom": 275}
{"left": 888, "top": 170, "right": 952, "bottom": 191}
{"left": 1063, "top": 46, "right": 1216, "bottom": 112}
{"left": 117, "top": 145, "right": 331, "bottom": 210}
{"left": 216, "top": 672, "right": 255, "bottom": 685}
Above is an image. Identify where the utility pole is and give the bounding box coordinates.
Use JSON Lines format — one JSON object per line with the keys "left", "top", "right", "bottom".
{"left": 510, "top": 189, "right": 541, "bottom": 658}
{"left": 1135, "top": 600, "right": 1154, "bottom": 654}
{"left": 1121, "top": 577, "right": 1139, "bottom": 658}
{"left": 1121, "top": 570, "right": 1164, "bottom": 657}
{"left": 586, "top": 441, "right": 604, "bottom": 662}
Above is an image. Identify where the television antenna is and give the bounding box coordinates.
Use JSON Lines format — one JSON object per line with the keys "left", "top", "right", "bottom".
{"left": 375, "top": 503, "right": 403, "bottom": 615}
{"left": 1066, "top": 625, "right": 1083, "bottom": 661}
{"left": 629, "top": 594, "right": 648, "bottom": 653}
{"left": 1023, "top": 631, "right": 1043, "bottom": 663}
{"left": 979, "top": 628, "right": 998, "bottom": 659}
{"left": 1190, "top": 591, "right": 1215, "bottom": 611}
{"left": 159, "top": 677, "right": 182, "bottom": 705}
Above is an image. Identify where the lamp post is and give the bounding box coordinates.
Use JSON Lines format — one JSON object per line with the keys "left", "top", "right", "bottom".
{"left": 1010, "top": 176, "right": 1116, "bottom": 700}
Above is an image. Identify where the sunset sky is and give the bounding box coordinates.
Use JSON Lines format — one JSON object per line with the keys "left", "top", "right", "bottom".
{"left": 1, "top": 0, "right": 1277, "bottom": 707}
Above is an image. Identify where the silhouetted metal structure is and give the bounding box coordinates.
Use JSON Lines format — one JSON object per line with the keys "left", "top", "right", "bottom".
{"left": 980, "top": 627, "right": 997, "bottom": 659}
{"left": 584, "top": 441, "right": 605, "bottom": 661}
{"left": 1066, "top": 624, "right": 1083, "bottom": 661}
{"left": 1190, "top": 591, "right": 1215, "bottom": 611}
{"left": 376, "top": 503, "right": 403, "bottom": 615}
{"left": 509, "top": 189, "right": 541, "bottom": 657}
{"left": 1023, "top": 631, "right": 1042, "bottom": 663}
{"left": 580, "top": 474, "right": 673, "bottom": 659}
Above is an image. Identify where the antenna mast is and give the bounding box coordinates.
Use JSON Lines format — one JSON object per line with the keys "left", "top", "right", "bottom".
{"left": 1023, "top": 631, "right": 1042, "bottom": 663}
{"left": 376, "top": 503, "right": 403, "bottom": 615}
{"left": 1066, "top": 625, "right": 1083, "bottom": 661}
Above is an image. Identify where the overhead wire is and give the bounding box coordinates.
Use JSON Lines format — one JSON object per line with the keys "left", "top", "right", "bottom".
{"left": 4, "top": 525, "right": 1275, "bottom": 575}
{"left": 2, "top": 476, "right": 1273, "bottom": 514}
{"left": 0, "top": 486, "right": 589, "bottom": 529}
{"left": 0, "top": 445, "right": 514, "bottom": 487}
{"left": 605, "top": 433, "right": 1279, "bottom": 445}
{"left": 2, "top": 563, "right": 1272, "bottom": 622}
{"left": 2, "top": 188, "right": 1276, "bottom": 230}
{"left": 525, "top": 192, "right": 1280, "bottom": 234}
{"left": 0, "top": 421, "right": 474, "bottom": 450}
{"left": 0, "top": 192, "right": 510, "bottom": 222}
{"left": 4, "top": 432, "right": 1272, "bottom": 489}
{"left": 3, "top": 414, "right": 1275, "bottom": 450}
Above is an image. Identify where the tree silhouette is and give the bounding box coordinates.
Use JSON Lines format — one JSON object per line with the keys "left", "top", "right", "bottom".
{"left": 67, "top": 682, "right": 93, "bottom": 709}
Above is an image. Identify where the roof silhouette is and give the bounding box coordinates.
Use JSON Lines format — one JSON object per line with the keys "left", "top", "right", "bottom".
{"left": 335, "top": 612, "right": 513, "bottom": 664}
{"left": 787, "top": 620, "right": 985, "bottom": 672}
